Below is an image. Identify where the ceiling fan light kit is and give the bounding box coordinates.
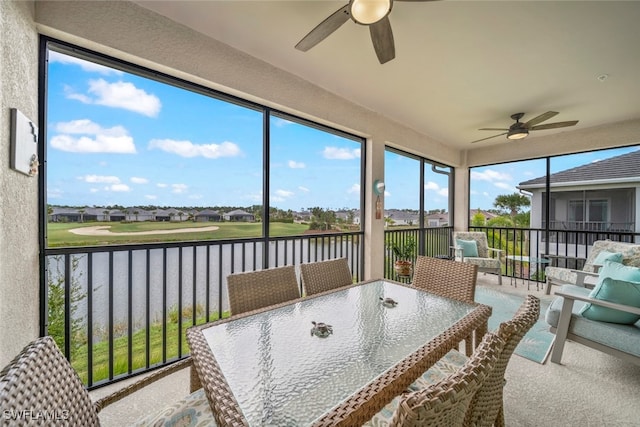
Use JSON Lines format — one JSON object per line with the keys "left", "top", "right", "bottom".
{"left": 295, "top": 0, "right": 436, "bottom": 64}
{"left": 507, "top": 129, "right": 529, "bottom": 140}
{"left": 471, "top": 111, "right": 579, "bottom": 144}
{"left": 350, "top": 0, "right": 392, "bottom": 25}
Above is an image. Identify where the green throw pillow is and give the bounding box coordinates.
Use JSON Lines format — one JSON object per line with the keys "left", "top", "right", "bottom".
{"left": 592, "top": 250, "right": 623, "bottom": 266}
{"left": 456, "top": 239, "right": 478, "bottom": 258}
{"left": 580, "top": 260, "right": 640, "bottom": 324}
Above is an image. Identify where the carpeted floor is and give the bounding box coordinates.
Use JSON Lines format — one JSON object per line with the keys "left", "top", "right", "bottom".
{"left": 475, "top": 285, "right": 554, "bottom": 363}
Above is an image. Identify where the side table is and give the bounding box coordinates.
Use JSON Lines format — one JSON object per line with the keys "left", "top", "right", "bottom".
{"left": 505, "top": 255, "right": 550, "bottom": 291}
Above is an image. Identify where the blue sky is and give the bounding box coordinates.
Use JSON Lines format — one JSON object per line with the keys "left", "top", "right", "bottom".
{"left": 469, "top": 145, "right": 639, "bottom": 211}
{"left": 46, "top": 50, "right": 362, "bottom": 211}
{"left": 46, "top": 49, "right": 638, "bottom": 212}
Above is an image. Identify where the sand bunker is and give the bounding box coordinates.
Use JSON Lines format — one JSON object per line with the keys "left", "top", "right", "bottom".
{"left": 68, "top": 225, "right": 220, "bottom": 236}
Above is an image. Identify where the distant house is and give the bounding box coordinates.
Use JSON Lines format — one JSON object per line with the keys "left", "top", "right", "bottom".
{"left": 223, "top": 209, "right": 255, "bottom": 222}
{"left": 195, "top": 209, "right": 222, "bottom": 222}
{"left": 425, "top": 212, "right": 448, "bottom": 227}
{"left": 49, "top": 207, "right": 82, "bottom": 223}
{"left": 518, "top": 149, "right": 640, "bottom": 235}
{"left": 385, "top": 209, "right": 419, "bottom": 226}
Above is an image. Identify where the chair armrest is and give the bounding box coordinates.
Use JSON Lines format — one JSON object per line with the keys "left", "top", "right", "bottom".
{"left": 574, "top": 270, "right": 599, "bottom": 287}
{"left": 487, "top": 247, "right": 503, "bottom": 256}
{"left": 93, "top": 357, "right": 192, "bottom": 412}
{"left": 555, "top": 287, "right": 640, "bottom": 316}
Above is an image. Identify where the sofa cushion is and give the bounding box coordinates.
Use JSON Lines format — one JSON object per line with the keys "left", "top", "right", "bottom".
{"left": 456, "top": 239, "right": 478, "bottom": 257}
{"left": 580, "top": 260, "right": 640, "bottom": 324}
{"left": 592, "top": 250, "right": 623, "bottom": 266}
{"left": 546, "top": 285, "right": 640, "bottom": 357}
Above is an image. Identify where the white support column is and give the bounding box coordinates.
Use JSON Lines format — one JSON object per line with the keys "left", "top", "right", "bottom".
{"left": 364, "top": 138, "right": 385, "bottom": 280}
{"left": 453, "top": 165, "right": 470, "bottom": 231}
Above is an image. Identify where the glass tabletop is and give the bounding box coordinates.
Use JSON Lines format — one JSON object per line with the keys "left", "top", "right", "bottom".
{"left": 201, "top": 280, "right": 476, "bottom": 426}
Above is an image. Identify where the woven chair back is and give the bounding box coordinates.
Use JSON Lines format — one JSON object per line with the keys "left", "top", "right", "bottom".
{"left": 391, "top": 332, "right": 506, "bottom": 426}
{"left": 0, "top": 336, "right": 100, "bottom": 425}
{"left": 464, "top": 294, "right": 541, "bottom": 427}
{"left": 227, "top": 265, "right": 300, "bottom": 315}
{"left": 413, "top": 256, "right": 478, "bottom": 303}
{"left": 300, "top": 258, "right": 353, "bottom": 296}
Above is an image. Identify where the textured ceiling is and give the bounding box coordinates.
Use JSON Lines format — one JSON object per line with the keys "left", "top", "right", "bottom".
{"left": 135, "top": 1, "right": 640, "bottom": 150}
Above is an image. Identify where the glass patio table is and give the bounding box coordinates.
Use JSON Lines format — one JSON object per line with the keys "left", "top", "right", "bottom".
{"left": 186, "top": 279, "right": 491, "bottom": 426}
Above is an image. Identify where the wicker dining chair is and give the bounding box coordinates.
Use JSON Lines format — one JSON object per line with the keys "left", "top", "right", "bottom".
{"left": 227, "top": 265, "right": 300, "bottom": 315}
{"left": 0, "top": 336, "right": 214, "bottom": 426}
{"left": 365, "top": 331, "right": 505, "bottom": 426}
{"left": 407, "top": 294, "right": 541, "bottom": 427}
{"left": 413, "top": 256, "right": 479, "bottom": 356}
{"left": 299, "top": 257, "right": 353, "bottom": 296}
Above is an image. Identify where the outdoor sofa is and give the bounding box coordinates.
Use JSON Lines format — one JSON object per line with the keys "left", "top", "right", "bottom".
{"left": 545, "top": 252, "right": 640, "bottom": 366}
{"left": 544, "top": 240, "right": 640, "bottom": 295}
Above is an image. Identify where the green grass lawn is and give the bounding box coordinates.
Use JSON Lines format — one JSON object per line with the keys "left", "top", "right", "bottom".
{"left": 70, "top": 308, "right": 231, "bottom": 385}
{"left": 47, "top": 221, "right": 310, "bottom": 247}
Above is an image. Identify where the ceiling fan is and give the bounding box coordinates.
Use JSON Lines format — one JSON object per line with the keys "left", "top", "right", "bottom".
{"left": 471, "top": 111, "right": 579, "bottom": 143}
{"left": 295, "top": 0, "right": 437, "bottom": 64}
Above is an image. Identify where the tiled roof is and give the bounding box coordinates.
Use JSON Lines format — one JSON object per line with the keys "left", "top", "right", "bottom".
{"left": 519, "top": 149, "right": 640, "bottom": 187}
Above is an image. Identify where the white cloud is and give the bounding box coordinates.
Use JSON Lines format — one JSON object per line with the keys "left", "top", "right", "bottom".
{"left": 275, "top": 189, "right": 294, "bottom": 198}
{"left": 51, "top": 119, "right": 136, "bottom": 153}
{"left": 80, "top": 175, "right": 121, "bottom": 184}
{"left": 149, "top": 139, "right": 241, "bottom": 159}
{"left": 144, "top": 195, "right": 157, "bottom": 200}
{"left": 89, "top": 188, "right": 99, "bottom": 193}
{"left": 298, "top": 186, "right": 310, "bottom": 193}
{"left": 130, "top": 177, "right": 148, "bottom": 184}
{"left": 49, "top": 51, "right": 123, "bottom": 75}
{"left": 66, "top": 78, "right": 161, "bottom": 117}
{"left": 424, "top": 181, "right": 440, "bottom": 191}
{"left": 288, "top": 160, "right": 305, "bottom": 169}
{"left": 106, "top": 184, "right": 130, "bottom": 192}
{"left": 157, "top": 183, "right": 168, "bottom": 188}
{"left": 495, "top": 182, "right": 513, "bottom": 190}
{"left": 172, "top": 183, "right": 188, "bottom": 194}
{"left": 347, "top": 183, "right": 360, "bottom": 194}
{"left": 425, "top": 182, "right": 449, "bottom": 197}
{"left": 470, "top": 169, "right": 511, "bottom": 182}
{"left": 273, "top": 118, "right": 293, "bottom": 127}
{"left": 323, "top": 147, "right": 361, "bottom": 160}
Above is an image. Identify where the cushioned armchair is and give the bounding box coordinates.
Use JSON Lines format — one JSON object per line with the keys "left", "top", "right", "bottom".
{"left": 453, "top": 231, "right": 503, "bottom": 285}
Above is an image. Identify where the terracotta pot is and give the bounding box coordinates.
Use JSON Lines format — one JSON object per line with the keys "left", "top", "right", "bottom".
{"left": 394, "top": 260, "right": 413, "bottom": 277}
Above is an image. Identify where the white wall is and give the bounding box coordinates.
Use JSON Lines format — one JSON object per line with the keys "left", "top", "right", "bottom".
{"left": 0, "top": 0, "right": 40, "bottom": 367}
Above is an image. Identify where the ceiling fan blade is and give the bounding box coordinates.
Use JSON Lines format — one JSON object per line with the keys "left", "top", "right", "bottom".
{"left": 295, "top": 5, "right": 350, "bottom": 52}
{"left": 470, "top": 132, "right": 508, "bottom": 143}
{"left": 531, "top": 120, "right": 579, "bottom": 130}
{"left": 369, "top": 16, "right": 395, "bottom": 64}
{"left": 523, "top": 111, "right": 558, "bottom": 128}
{"left": 478, "top": 128, "right": 509, "bottom": 131}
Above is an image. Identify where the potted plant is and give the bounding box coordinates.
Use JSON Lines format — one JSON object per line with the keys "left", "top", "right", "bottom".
{"left": 387, "top": 237, "right": 417, "bottom": 277}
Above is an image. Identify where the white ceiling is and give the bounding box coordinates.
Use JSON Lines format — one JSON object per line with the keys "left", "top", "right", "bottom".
{"left": 135, "top": 1, "right": 640, "bottom": 151}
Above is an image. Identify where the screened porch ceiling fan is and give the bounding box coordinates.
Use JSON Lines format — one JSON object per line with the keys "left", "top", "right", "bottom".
{"left": 295, "top": 0, "right": 438, "bottom": 64}
{"left": 471, "top": 111, "right": 579, "bottom": 143}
